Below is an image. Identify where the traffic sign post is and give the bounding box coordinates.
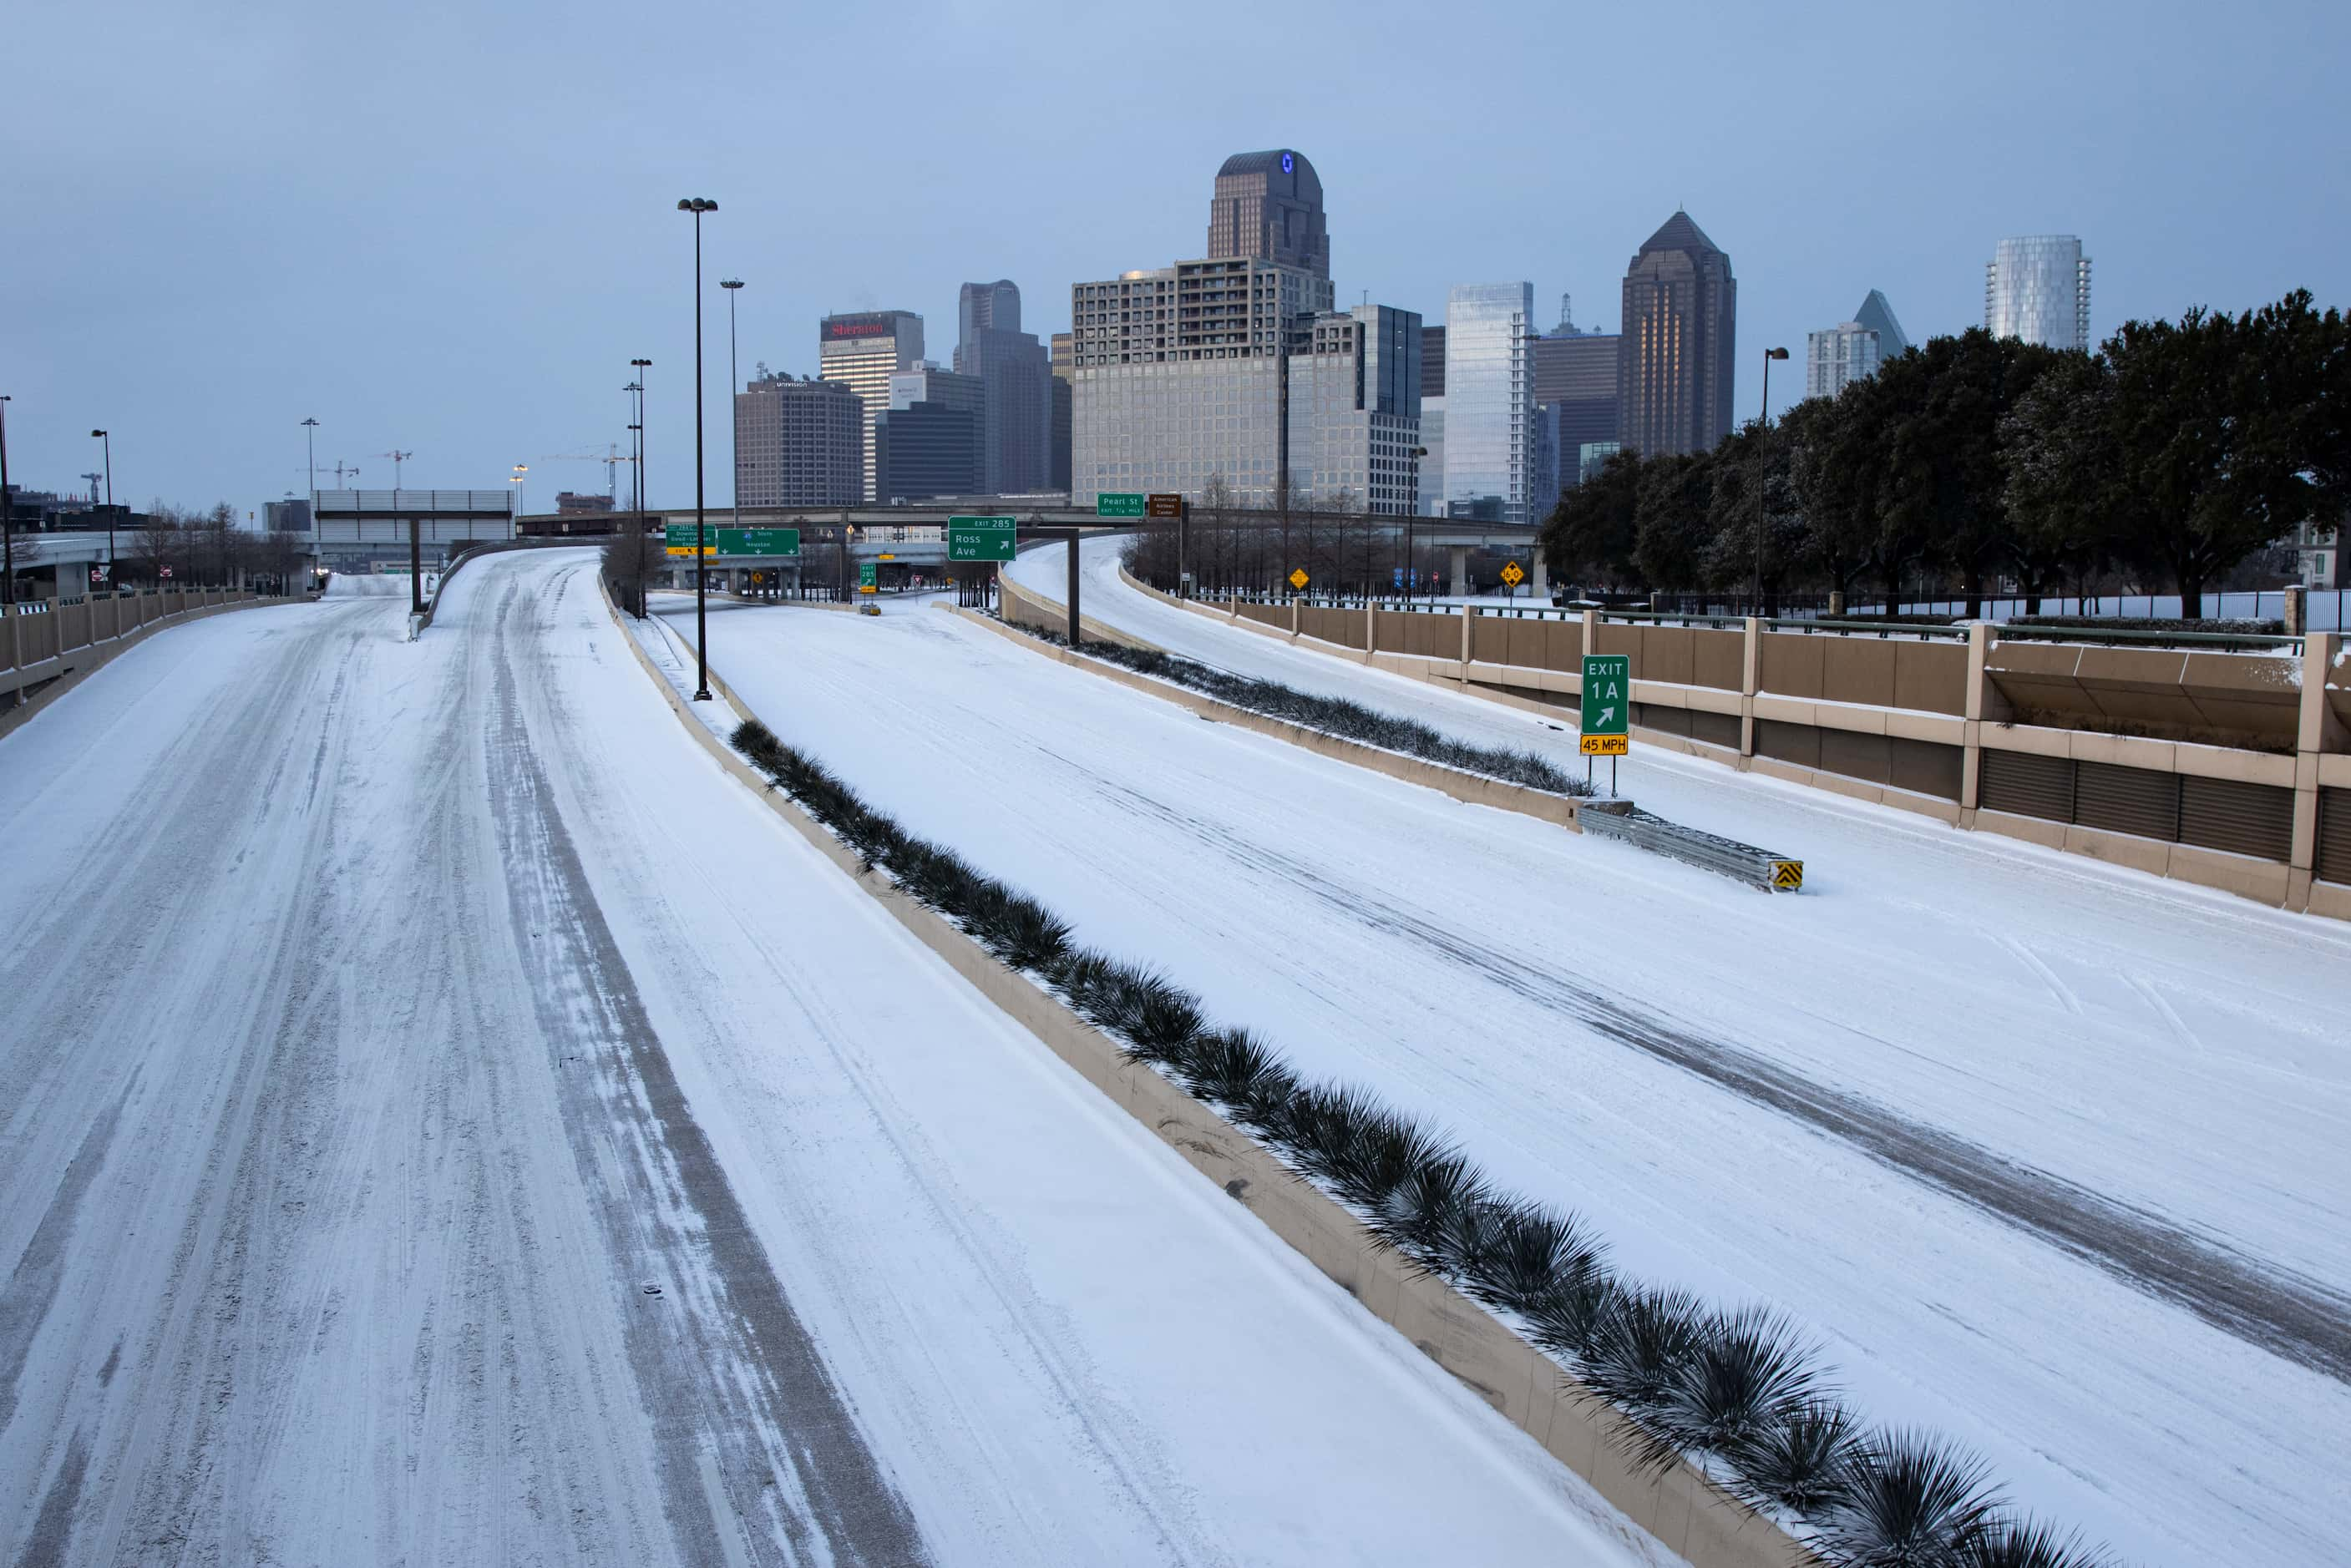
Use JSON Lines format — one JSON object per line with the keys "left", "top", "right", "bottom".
{"left": 666, "top": 524, "right": 800, "bottom": 559}
{"left": 1501, "top": 560, "right": 1525, "bottom": 600}
{"left": 1289, "top": 567, "right": 1309, "bottom": 593}
{"left": 1096, "top": 493, "right": 1145, "bottom": 518}
{"left": 1146, "top": 494, "right": 1187, "bottom": 594}
{"left": 858, "top": 559, "right": 878, "bottom": 594}
{"left": 1580, "top": 652, "right": 1631, "bottom": 795}
{"left": 947, "top": 515, "right": 1017, "bottom": 563}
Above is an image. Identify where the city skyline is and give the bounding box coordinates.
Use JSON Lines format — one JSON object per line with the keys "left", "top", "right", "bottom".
{"left": 7, "top": 0, "right": 2342, "bottom": 509}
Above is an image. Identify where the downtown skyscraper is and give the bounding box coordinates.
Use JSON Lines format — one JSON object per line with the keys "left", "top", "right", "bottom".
{"left": 952, "top": 280, "right": 1051, "bottom": 495}
{"left": 818, "top": 310, "right": 925, "bottom": 501}
{"left": 1070, "top": 150, "right": 1428, "bottom": 514}
{"left": 1617, "top": 211, "right": 1737, "bottom": 458}
{"left": 1985, "top": 235, "right": 2092, "bottom": 351}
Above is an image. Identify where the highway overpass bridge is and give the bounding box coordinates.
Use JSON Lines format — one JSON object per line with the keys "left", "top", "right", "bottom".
{"left": 520, "top": 503, "right": 1546, "bottom": 592}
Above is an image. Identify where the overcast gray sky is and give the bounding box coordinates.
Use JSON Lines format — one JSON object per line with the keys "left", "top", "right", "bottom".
{"left": 7, "top": 0, "right": 2345, "bottom": 514}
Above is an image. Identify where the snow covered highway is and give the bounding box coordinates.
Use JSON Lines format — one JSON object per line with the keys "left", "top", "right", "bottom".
{"left": 0, "top": 550, "right": 1668, "bottom": 1566}
{"left": 669, "top": 543, "right": 2351, "bottom": 1566}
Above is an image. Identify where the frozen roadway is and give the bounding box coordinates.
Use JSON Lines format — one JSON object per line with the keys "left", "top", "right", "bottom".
{"left": 639, "top": 537, "right": 2350, "bottom": 1567}
{"left": 0, "top": 551, "right": 1670, "bottom": 1566}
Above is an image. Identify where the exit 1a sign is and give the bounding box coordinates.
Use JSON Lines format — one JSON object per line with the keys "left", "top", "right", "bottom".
{"left": 1580, "top": 654, "right": 1631, "bottom": 756}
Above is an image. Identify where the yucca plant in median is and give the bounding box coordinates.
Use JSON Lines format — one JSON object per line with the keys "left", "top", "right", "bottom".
{"left": 726, "top": 716, "right": 2121, "bottom": 1568}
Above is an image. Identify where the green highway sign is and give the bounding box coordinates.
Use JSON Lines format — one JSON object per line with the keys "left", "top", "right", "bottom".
{"left": 1580, "top": 654, "right": 1630, "bottom": 756}
{"left": 666, "top": 523, "right": 800, "bottom": 558}
{"left": 858, "top": 559, "right": 879, "bottom": 593}
{"left": 948, "top": 514, "right": 1017, "bottom": 563}
{"left": 1096, "top": 493, "right": 1146, "bottom": 518}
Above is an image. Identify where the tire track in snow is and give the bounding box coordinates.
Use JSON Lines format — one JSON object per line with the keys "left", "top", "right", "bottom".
{"left": 1059, "top": 755, "right": 2351, "bottom": 1386}
{"left": 487, "top": 572, "right": 934, "bottom": 1567}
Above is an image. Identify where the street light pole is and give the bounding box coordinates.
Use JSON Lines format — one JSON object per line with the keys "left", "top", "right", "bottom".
{"left": 677, "top": 197, "right": 717, "bottom": 701}
{"left": 629, "top": 360, "right": 651, "bottom": 617}
{"left": 1754, "top": 346, "right": 1789, "bottom": 614}
{"left": 90, "top": 429, "right": 114, "bottom": 594}
{"left": 722, "top": 279, "right": 743, "bottom": 597}
{"left": 1, "top": 395, "right": 13, "bottom": 606}
{"left": 301, "top": 417, "right": 318, "bottom": 509}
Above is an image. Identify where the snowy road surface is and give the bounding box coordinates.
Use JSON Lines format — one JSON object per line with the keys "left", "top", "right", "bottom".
{"left": 0, "top": 550, "right": 1670, "bottom": 1565}
{"left": 662, "top": 540, "right": 2351, "bottom": 1565}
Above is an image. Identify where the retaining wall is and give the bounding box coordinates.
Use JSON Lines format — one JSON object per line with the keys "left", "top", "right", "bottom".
{"left": 1, "top": 588, "right": 281, "bottom": 739}
{"left": 1123, "top": 570, "right": 2351, "bottom": 920}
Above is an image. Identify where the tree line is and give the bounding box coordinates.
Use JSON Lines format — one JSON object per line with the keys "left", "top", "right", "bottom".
{"left": 118, "top": 503, "right": 310, "bottom": 592}
{"left": 1540, "top": 291, "right": 2348, "bottom": 619}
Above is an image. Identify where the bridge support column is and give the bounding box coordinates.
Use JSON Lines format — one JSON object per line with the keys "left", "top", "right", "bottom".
{"left": 1448, "top": 544, "right": 1470, "bottom": 598}
{"left": 1532, "top": 557, "right": 1548, "bottom": 598}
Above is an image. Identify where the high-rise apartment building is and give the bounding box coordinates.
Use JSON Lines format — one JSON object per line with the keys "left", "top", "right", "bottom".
{"left": 1617, "top": 211, "right": 1737, "bottom": 458}
{"left": 1442, "top": 282, "right": 1538, "bottom": 523}
{"left": 735, "top": 372, "right": 864, "bottom": 507}
{"left": 818, "top": 310, "right": 925, "bottom": 500}
{"left": 1986, "top": 235, "right": 2092, "bottom": 351}
{"left": 1067, "top": 253, "right": 1333, "bottom": 508}
{"left": 953, "top": 280, "right": 1051, "bottom": 494}
{"left": 1070, "top": 151, "right": 1417, "bottom": 511}
{"left": 1806, "top": 289, "right": 1912, "bottom": 399}
{"left": 1207, "top": 149, "right": 1330, "bottom": 279}
{"left": 1049, "top": 332, "right": 1074, "bottom": 493}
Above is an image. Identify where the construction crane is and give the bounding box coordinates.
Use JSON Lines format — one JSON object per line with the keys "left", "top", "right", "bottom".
{"left": 80, "top": 473, "right": 104, "bottom": 505}
{"left": 537, "top": 443, "right": 635, "bottom": 503}
{"left": 377, "top": 450, "right": 413, "bottom": 489}
{"left": 332, "top": 461, "right": 359, "bottom": 487}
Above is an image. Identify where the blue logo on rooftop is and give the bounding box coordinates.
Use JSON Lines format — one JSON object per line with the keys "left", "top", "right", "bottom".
{"left": 1280, "top": 152, "right": 1294, "bottom": 173}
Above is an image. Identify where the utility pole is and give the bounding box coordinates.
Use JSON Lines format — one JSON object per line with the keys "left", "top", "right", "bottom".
{"left": 301, "top": 417, "right": 319, "bottom": 508}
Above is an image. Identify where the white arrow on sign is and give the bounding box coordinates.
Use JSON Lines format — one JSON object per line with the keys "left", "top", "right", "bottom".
{"left": 1596, "top": 705, "right": 1618, "bottom": 727}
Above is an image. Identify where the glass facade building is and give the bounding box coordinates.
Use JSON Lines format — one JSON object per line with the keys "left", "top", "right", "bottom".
{"left": 1442, "top": 282, "right": 1538, "bottom": 524}
{"left": 953, "top": 280, "right": 1051, "bottom": 494}
{"left": 1533, "top": 331, "right": 1620, "bottom": 488}
{"left": 1617, "top": 211, "right": 1737, "bottom": 458}
{"left": 1806, "top": 291, "right": 1910, "bottom": 399}
{"left": 818, "top": 310, "right": 925, "bottom": 501}
{"left": 1985, "top": 236, "right": 2091, "bottom": 351}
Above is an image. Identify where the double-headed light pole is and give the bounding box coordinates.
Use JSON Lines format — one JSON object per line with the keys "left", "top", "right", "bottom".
{"left": 1754, "top": 346, "right": 1790, "bottom": 612}
{"left": 677, "top": 196, "right": 717, "bottom": 701}
{"left": 1, "top": 394, "right": 14, "bottom": 606}
{"left": 721, "top": 277, "right": 744, "bottom": 588}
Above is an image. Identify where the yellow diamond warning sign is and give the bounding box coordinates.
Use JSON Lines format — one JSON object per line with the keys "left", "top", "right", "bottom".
{"left": 1289, "top": 568, "right": 1309, "bottom": 589}
{"left": 1770, "top": 860, "right": 1805, "bottom": 892}
{"left": 1500, "top": 561, "right": 1525, "bottom": 586}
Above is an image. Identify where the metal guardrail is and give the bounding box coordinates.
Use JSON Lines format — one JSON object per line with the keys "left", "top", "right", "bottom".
{"left": 1986, "top": 622, "right": 2303, "bottom": 651}
{"left": 1761, "top": 615, "right": 1972, "bottom": 641}
{"left": 1579, "top": 803, "right": 1805, "bottom": 893}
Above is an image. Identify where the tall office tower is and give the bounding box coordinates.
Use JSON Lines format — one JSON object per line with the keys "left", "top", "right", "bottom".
{"left": 1806, "top": 290, "right": 1911, "bottom": 399}
{"left": 735, "top": 372, "right": 864, "bottom": 506}
{"left": 1442, "top": 282, "right": 1538, "bottom": 523}
{"left": 1418, "top": 326, "right": 1447, "bottom": 513}
{"left": 953, "top": 280, "right": 1051, "bottom": 493}
{"left": 818, "top": 310, "right": 925, "bottom": 499}
{"left": 1207, "top": 149, "right": 1330, "bottom": 280}
{"left": 1533, "top": 330, "right": 1620, "bottom": 488}
{"left": 959, "top": 279, "right": 1021, "bottom": 340}
{"left": 1986, "top": 236, "right": 2092, "bottom": 350}
{"left": 1049, "top": 332, "right": 1074, "bottom": 493}
{"left": 1617, "top": 211, "right": 1738, "bottom": 457}
{"left": 1067, "top": 256, "right": 1335, "bottom": 507}
{"left": 1287, "top": 305, "right": 1423, "bottom": 514}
